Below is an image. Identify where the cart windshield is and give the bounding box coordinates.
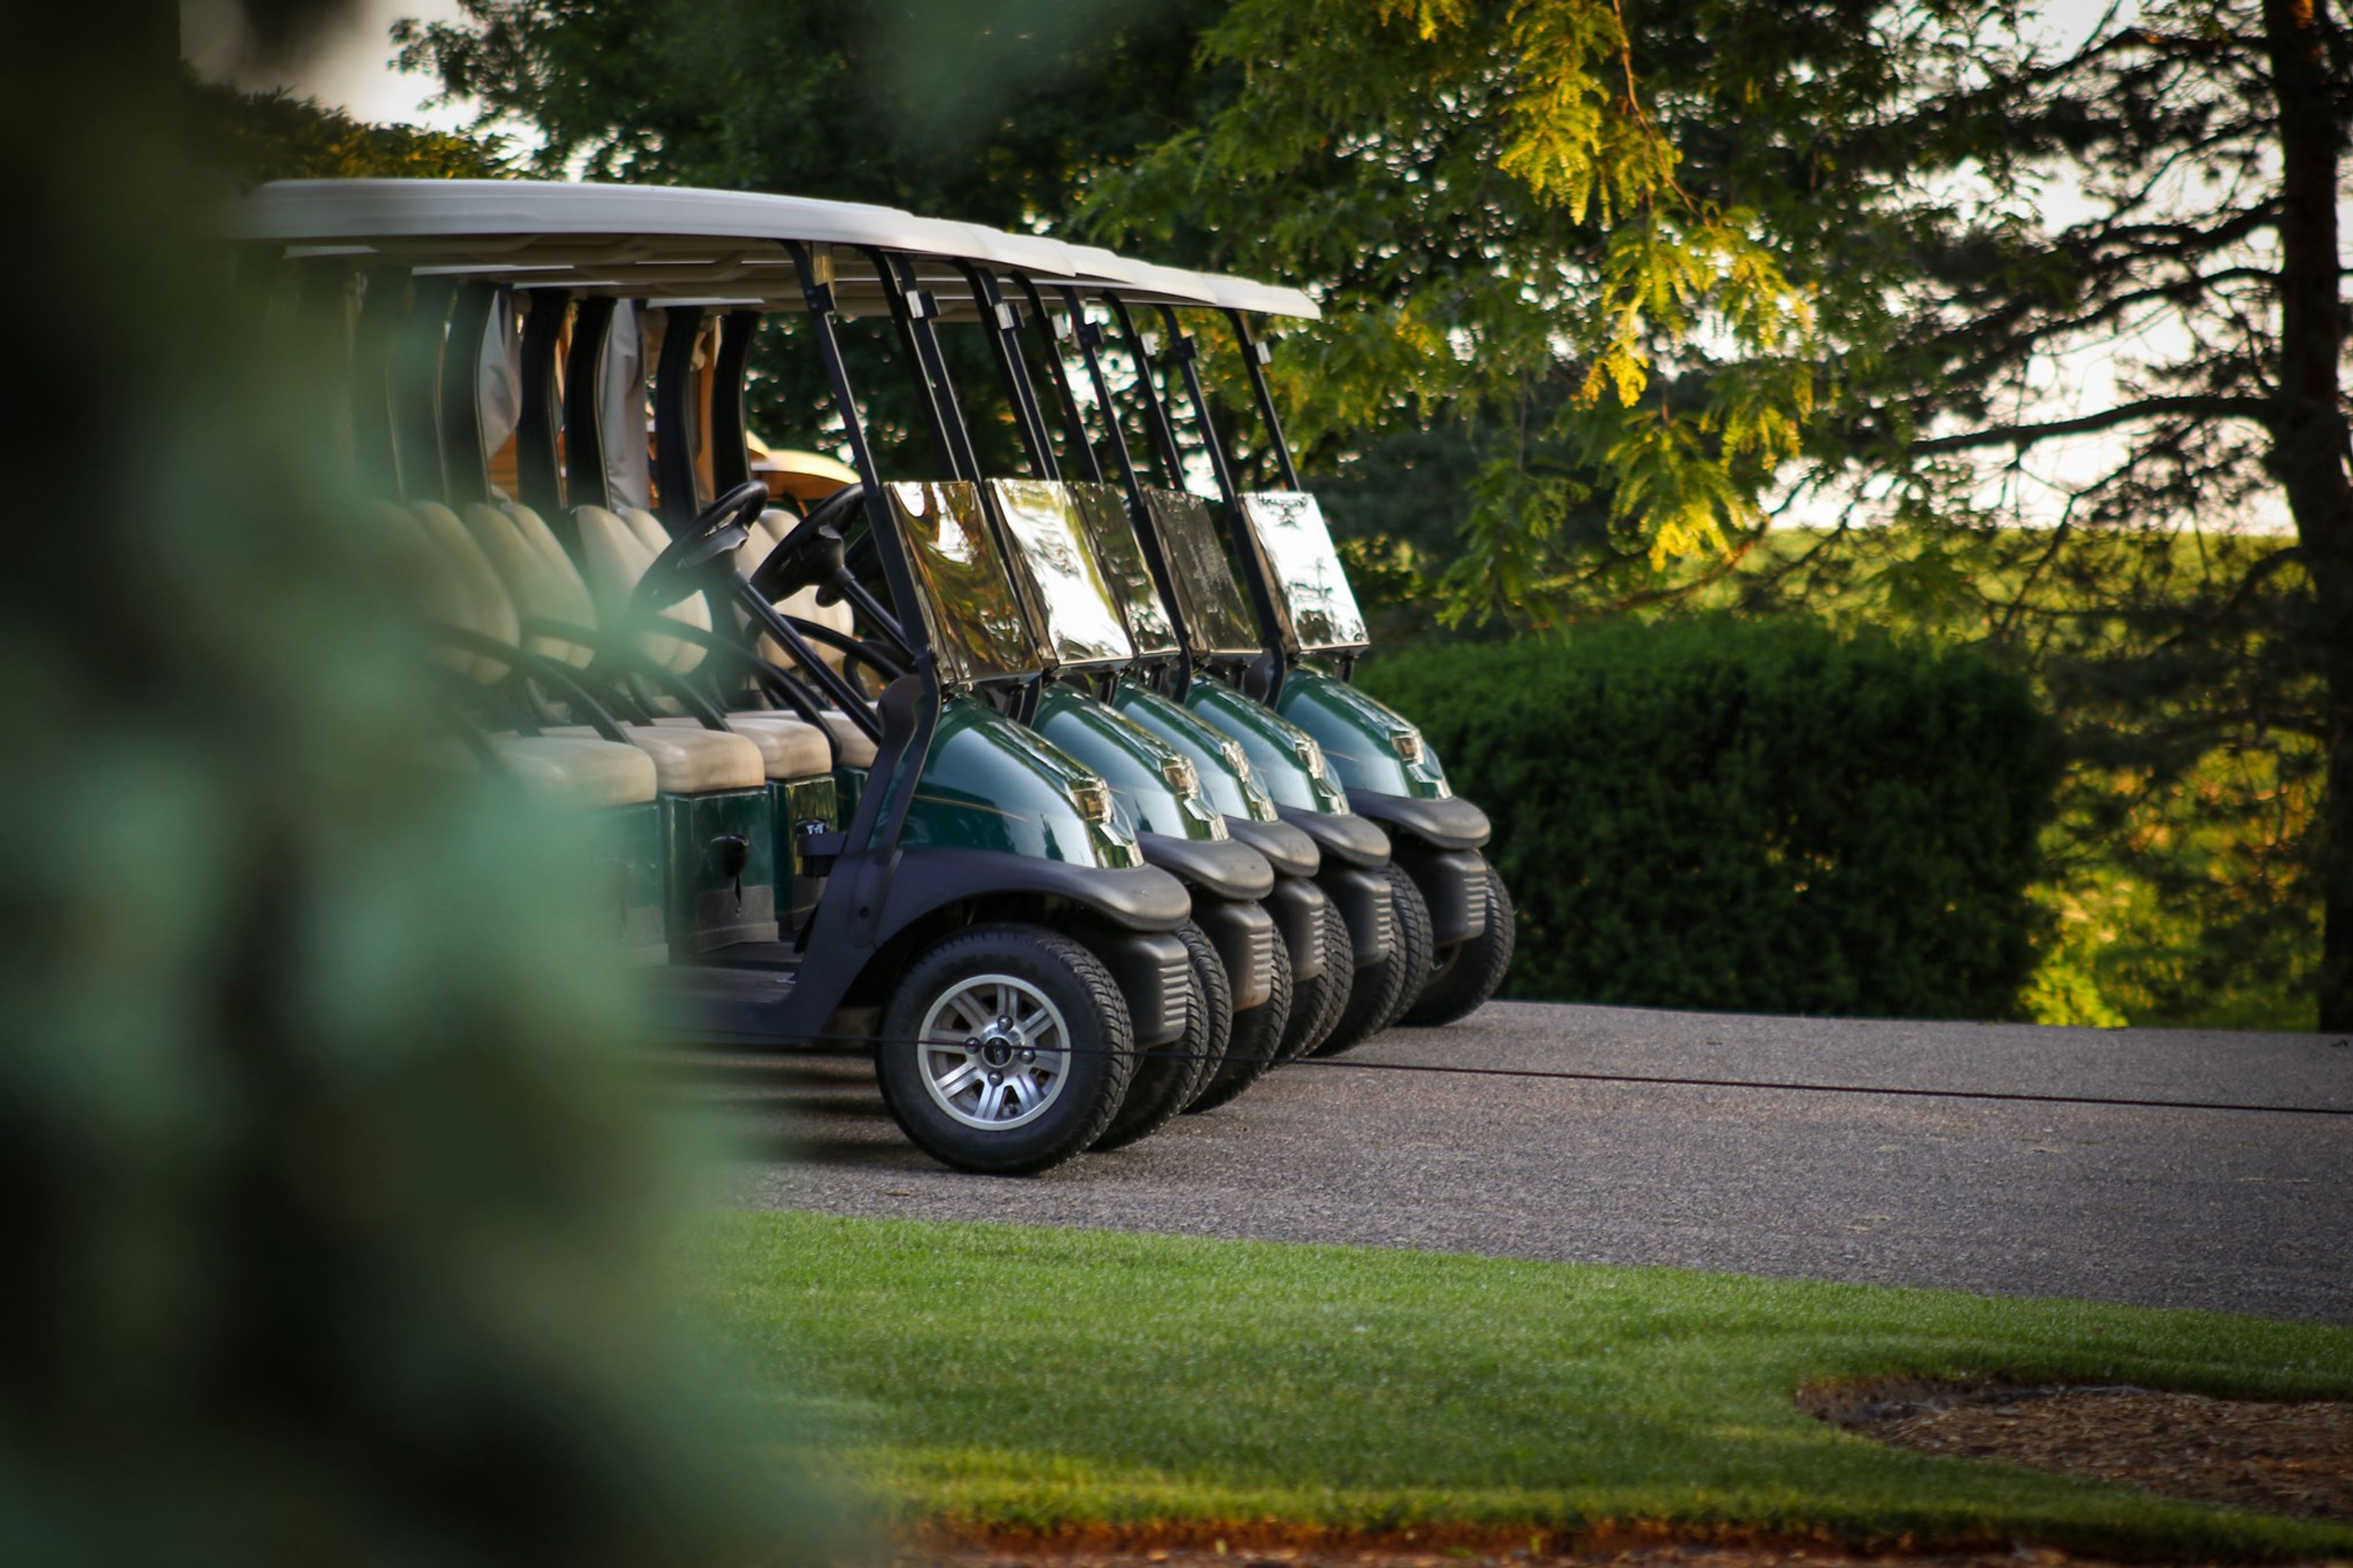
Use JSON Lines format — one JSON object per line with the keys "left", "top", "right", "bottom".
{"left": 1237, "top": 492, "right": 1367, "bottom": 654}
{"left": 887, "top": 480, "right": 1042, "bottom": 686}
{"left": 1140, "top": 488, "right": 1262, "bottom": 659}
{"left": 987, "top": 480, "right": 1135, "bottom": 670}
{"left": 1069, "top": 483, "right": 1179, "bottom": 659}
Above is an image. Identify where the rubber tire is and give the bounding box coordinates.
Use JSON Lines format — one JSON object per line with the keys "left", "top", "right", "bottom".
{"left": 875, "top": 923, "right": 1134, "bottom": 1175}
{"left": 1094, "top": 922, "right": 1224, "bottom": 1150}
{"left": 1278, "top": 896, "right": 1356, "bottom": 1062}
{"left": 1183, "top": 928, "right": 1293, "bottom": 1113}
{"left": 1313, "top": 863, "right": 1435, "bottom": 1056}
{"left": 1401, "top": 861, "right": 1516, "bottom": 1027}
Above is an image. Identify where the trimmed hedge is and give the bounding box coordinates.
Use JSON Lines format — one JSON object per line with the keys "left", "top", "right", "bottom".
{"left": 1358, "top": 618, "right": 2058, "bottom": 1020}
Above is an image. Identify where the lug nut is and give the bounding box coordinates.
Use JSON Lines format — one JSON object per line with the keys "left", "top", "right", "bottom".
{"left": 988, "top": 1070, "right": 1003, "bottom": 1084}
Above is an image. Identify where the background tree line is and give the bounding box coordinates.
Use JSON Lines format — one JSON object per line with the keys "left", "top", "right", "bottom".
{"left": 219, "top": 0, "right": 2346, "bottom": 1029}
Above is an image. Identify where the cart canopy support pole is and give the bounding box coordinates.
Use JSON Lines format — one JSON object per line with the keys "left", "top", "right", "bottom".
{"left": 1226, "top": 309, "right": 1302, "bottom": 491}
{"left": 785, "top": 240, "right": 942, "bottom": 936}
{"left": 1108, "top": 298, "right": 1188, "bottom": 491}
{"left": 654, "top": 304, "right": 706, "bottom": 531}
{"left": 711, "top": 309, "right": 759, "bottom": 495}
{"left": 561, "top": 295, "right": 617, "bottom": 519}
{"left": 515, "top": 289, "right": 569, "bottom": 519}
{"left": 439, "top": 282, "right": 499, "bottom": 507}
{"left": 393, "top": 274, "right": 454, "bottom": 505}
{"left": 958, "top": 263, "right": 1058, "bottom": 480}
{"left": 1020, "top": 278, "right": 1102, "bottom": 483}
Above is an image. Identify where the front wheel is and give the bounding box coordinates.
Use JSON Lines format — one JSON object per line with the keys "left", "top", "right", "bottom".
{"left": 876, "top": 923, "right": 1134, "bottom": 1174}
{"left": 1401, "top": 860, "right": 1515, "bottom": 1027}
{"left": 1184, "top": 928, "right": 1292, "bottom": 1114}
{"left": 1314, "top": 864, "right": 1433, "bottom": 1056}
{"left": 1093, "top": 922, "right": 1222, "bottom": 1151}
{"left": 1279, "top": 896, "right": 1355, "bottom": 1062}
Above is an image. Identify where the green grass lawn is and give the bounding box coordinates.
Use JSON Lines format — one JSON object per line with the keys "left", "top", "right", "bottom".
{"left": 702, "top": 1212, "right": 2353, "bottom": 1559}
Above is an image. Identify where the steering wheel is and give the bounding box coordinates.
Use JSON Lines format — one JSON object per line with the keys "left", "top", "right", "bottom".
{"left": 629, "top": 480, "right": 771, "bottom": 616}
{"left": 748, "top": 482, "right": 865, "bottom": 604}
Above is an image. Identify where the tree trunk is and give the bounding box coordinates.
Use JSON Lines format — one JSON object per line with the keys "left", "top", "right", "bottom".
{"left": 2262, "top": 0, "right": 2353, "bottom": 1028}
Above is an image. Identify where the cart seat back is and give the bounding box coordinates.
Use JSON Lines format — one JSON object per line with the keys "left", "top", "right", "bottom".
{"left": 573, "top": 503, "right": 714, "bottom": 673}
{"left": 459, "top": 502, "right": 598, "bottom": 667}
{"left": 406, "top": 500, "right": 520, "bottom": 680}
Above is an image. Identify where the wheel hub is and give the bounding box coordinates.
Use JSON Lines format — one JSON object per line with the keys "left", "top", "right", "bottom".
{"left": 917, "top": 974, "right": 1071, "bottom": 1132}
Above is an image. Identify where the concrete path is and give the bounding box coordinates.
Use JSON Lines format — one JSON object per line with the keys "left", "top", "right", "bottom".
{"left": 719, "top": 1001, "right": 2353, "bottom": 1324}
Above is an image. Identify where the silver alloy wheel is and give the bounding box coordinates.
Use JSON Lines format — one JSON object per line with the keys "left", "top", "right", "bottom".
{"left": 915, "top": 972, "right": 1071, "bottom": 1131}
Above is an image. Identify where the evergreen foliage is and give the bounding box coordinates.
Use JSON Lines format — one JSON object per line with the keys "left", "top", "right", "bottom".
{"left": 4, "top": 5, "right": 815, "bottom": 1558}
{"left": 1360, "top": 620, "right": 2058, "bottom": 1018}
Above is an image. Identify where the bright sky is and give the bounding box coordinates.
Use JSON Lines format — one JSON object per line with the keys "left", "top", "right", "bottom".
{"left": 182, "top": 0, "right": 469, "bottom": 127}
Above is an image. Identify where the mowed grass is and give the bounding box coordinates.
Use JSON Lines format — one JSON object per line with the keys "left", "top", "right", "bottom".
{"left": 700, "top": 1213, "right": 2353, "bottom": 1558}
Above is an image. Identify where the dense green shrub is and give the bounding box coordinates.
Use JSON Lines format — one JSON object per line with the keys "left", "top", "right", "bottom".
{"left": 1359, "top": 618, "right": 2059, "bottom": 1020}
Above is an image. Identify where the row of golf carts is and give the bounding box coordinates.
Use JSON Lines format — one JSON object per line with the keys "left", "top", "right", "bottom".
{"left": 231, "top": 180, "right": 1514, "bottom": 1173}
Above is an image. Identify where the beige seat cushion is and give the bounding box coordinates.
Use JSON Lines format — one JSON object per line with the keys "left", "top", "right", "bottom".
{"left": 490, "top": 734, "right": 658, "bottom": 809}
{"left": 574, "top": 504, "right": 714, "bottom": 674}
{"left": 463, "top": 503, "right": 599, "bottom": 667}
{"left": 815, "top": 708, "right": 879, "bottom": 768}
{"left": 657, "top": 713, "right": 832, "bottom": 779}
{"left": 409, "top": 500, "right": 521, "bottom": 681}
{"left": 547, "top": 722, "right": 764, "bottom": 793}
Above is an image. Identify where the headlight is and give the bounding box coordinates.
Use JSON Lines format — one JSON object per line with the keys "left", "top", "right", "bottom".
{"left": 1391, "top": 727, "right": 1425, "bottom": 763}
{"left": 1219, "top": 737, "right": 1251, "bottom": 781}
{"left": 1295, "top": 737, "right": 1327, "bottom": 778}
{"left": 1070, "top": 778, "right": 1115, "bottom": 824}
{"left": 1160, "top": 756, "right": 1200, "bottom": 797}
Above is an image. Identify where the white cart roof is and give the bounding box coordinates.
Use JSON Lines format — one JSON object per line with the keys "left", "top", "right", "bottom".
{"left": 230, "top": 178, "right": 1320, "bottom": 321}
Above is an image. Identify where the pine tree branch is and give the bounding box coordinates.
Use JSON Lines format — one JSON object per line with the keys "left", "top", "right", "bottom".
{"left": 1912, "top": 395, "right": 2275, "bottom": 454}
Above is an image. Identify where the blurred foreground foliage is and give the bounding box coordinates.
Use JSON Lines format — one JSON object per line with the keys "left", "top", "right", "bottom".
{"left": 1362, "top": 619, "right": 2058, "bottom": 1020}
{"left": 1, "top": 7, "right": 816, "bottom": 1561}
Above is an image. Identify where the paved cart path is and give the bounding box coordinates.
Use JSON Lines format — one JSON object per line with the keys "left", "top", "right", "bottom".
{"left": 721, "top": 1001, "right": 2353, "bottom": 1324}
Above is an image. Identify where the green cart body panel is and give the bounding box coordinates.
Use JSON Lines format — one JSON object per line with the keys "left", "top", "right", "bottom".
{"left": 661, "top": 786, "right": 779, "bottom": 958}
{"left": 1182, "top": 679, "right": 1351, "bottom": 815}
{"left": 1275, "top": 667, "right": 1451, "bottom": 800}
{"left": 588, "top": 798, "right": 667, "bottom": 963}
{"left": 1109, "top": 678, "right": 1281, "bottom": 825}
{"left": 896, "top": 695, "right": 1142, "bottom": 867}
{"left": 1034, "top": 681, "right": 1226, "bottom": 843}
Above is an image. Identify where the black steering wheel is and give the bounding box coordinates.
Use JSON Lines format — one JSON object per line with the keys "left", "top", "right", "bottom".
{"left": 629, "top": 480, "right": 772, "bottom": 616}
{"left": 748, "top": 482, "right": 865, "bottom": 604}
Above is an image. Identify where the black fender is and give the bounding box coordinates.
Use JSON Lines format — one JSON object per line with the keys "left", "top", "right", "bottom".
{"left": 1224, "top": 816, "right": 1319, "bottom": 879}
{"left": 1139, "top": 831, "right": 1276, "bottom": 903}
{"left": 1262, "top": 873, "right": 1330, "bottom": 982}
{"left": 1392, "top": 846, "right": 1490, "bottom": 948}
{"left": 1070, "top": 926, "right": 1192, "bottom": 1048}
{"left": 1277, "top": 806, "right": 1390, "bottom": 869}
{"left": 771, "top": 846, "right": 1189, "bottom": 1039}
{"left": 1317, "top": 862, "right": 1394, "bottom": 969}
{"left": 1345, "top": 789, "right": 1491, "bottom": 852}
{"left": 1190, "top": 893, "right": 1276, "bottom": 1010}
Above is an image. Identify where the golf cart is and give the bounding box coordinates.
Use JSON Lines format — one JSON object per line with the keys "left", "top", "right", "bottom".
{"left": 233, "top": 179, "right": 1208, "bottom": 1174}
{"left": 1101, "top": 275, "right": 1517, "bottom": 1031}
{"left": 739, "top": 235, "right": 1339, "bottom": 1127}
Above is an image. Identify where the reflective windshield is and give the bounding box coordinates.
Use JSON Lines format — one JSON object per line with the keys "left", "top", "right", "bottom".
{"left": 1069, "top": 483, "right": 1179, "bottom": 659}
{"left": 887, "top": 480, "right": 1039, "bottom": 685}
{"left": 987, "top": 480, "right": 1135, "bottom": 670}
{"left": 1238, "top": 492, "right": 1368, "bottom": 653}
{"left": 1140, "top": 488, "right": 1261, "bottom": 659}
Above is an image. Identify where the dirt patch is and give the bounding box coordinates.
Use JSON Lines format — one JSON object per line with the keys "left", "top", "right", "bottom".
{"left": 1801, "top": 1380, "right": 2353, "bottom": 1521}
